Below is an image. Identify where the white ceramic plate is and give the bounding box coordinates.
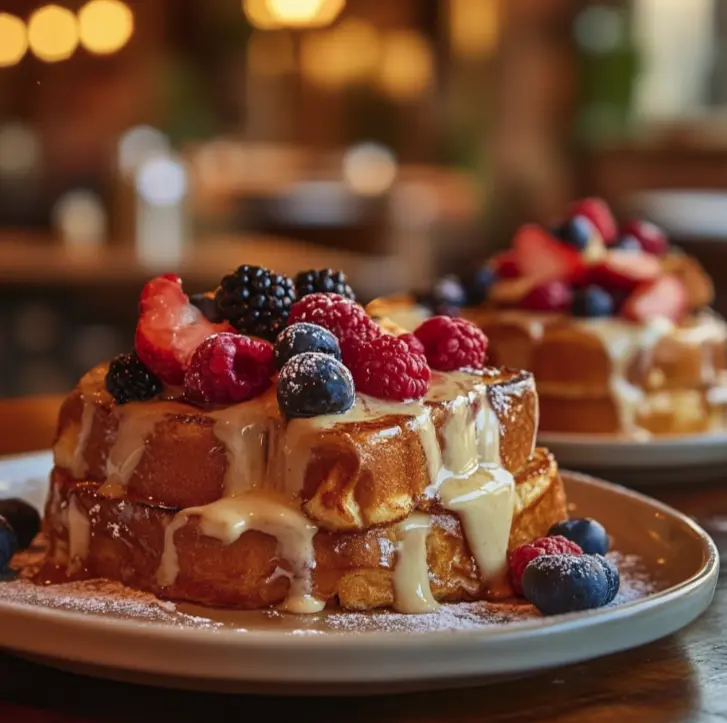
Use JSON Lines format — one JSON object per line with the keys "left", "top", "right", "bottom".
{"left": 0, "top": 452, "right": 719, "bottom": 695}
{"left": 538, "top": 431, "right": 727, "bottom": 486}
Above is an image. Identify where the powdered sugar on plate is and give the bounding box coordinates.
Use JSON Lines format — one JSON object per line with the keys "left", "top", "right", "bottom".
{"left": 0, "top": 545, "right": 658, "bottom": 635}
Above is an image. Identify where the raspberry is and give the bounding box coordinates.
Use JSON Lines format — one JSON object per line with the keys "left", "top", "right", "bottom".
{"left": 184, "top": 332, "right": 275, "bottom": 404}
{"left": 508, "top": 535, "right": 583, "bottom": 596}
{"left": 413, "top": 316, "right": 488, "bottom": 371}
{"left": 397, "top": 332, "right": 425, "bottom": 357}
{"left": 350, "top": 334, "right": 431, "bottom": 400}
{"left": 287, "top": 293, "right": 381, "bottom": 364}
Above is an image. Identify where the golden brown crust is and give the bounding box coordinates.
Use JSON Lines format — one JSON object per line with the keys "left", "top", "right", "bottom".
{"left": 43, "top": 450, "right": 566, "bottom": 610}
{"left": 54, "top": 364, "right": 539, "bottom": 532}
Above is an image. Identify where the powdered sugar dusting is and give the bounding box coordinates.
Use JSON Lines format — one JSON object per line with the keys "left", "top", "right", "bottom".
{"left": 0, "top": 547, "right": 657, "bottom": 635}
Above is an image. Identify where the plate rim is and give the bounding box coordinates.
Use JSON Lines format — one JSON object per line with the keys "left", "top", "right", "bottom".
{"left": 0, "top": 457, "right": 719, "bottom": 653}
{"left": 538, "top": 430, "right": 727, "bottom": 449}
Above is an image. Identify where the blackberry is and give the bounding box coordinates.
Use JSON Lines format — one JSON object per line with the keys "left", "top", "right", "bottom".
{"left": 295, "top": 269, "right": 355, "bottom": 301}
{"left": 216, "top": 265, "right": 296, "bottom": 342}
{"left": 105, "top": 353, "right": 163, "bottom": 404}
{"left": 0, "top": 499, "right": 40, "bottom": 550}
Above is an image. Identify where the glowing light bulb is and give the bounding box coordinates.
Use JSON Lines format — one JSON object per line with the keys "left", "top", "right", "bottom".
{"left": 28, "top": 5, "right": 79, "bottom": 63}
{"left": 0, "top": 14, "right": 28, "bottom": 68}
{"left": 78, "top": 0, "right": 134, "bottom": 55}
{"left": 265, "top": 0, "right": 344, "bottom": 28}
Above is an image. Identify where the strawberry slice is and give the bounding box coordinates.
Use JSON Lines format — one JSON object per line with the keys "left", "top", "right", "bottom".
{"left": 621, "top": 275, "right": 688, "bottom": 323}
{"left": 491, "top": 250, "right": 520, "bottom": 279}
{"left": 513, "top": 224, "right": 586, "bottom": 284}
{"left": 570, "top": 197, "right": 617, "bottom": 244}
{"left": 589, "top": 250, "right": 661, "bottom": 291}
{"left": 135, "top": 276, "right": 231, "bottom": 386}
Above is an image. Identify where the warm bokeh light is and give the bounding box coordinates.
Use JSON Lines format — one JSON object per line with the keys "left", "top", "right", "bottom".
{"left": 0, "top": 14, "right": 28, "bottom": 68}
{"left": 301, "top": 18, "right": 380, "bottom": 89}
{"left": 343, "top": 142, "right": 397, "bottom": 196}
{"left": 118, "top": 125, "right": 170, "bottom": 178}
{"left": 243, "top": 0, "right": 279, "bottom": 30}
{"left": 266, "top": 0, "right": 344, "bottom": 28}
{"left": 28, "top": 5, "right": 79, "bottom": 63}
{"left": 449, "top": 0, "right": 499, "bottom": 60}
{"left": 0, "top": 123, "right": 41, "bottom": 177}
{"left": 248, "top": 30, "right": 296, "bottom": 76}
{"left": 378, "top": 31, "right": 433, "bottom": 100}
{"left": 78, "top": 0, "right": 134, "bottom": 55}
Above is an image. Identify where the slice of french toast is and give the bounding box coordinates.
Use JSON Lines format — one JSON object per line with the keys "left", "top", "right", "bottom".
{"left": 44, "top": 449, "right": 565, "bottom": 611}
{"left": 52, "top": 362, "right": 538, "bottom": 532}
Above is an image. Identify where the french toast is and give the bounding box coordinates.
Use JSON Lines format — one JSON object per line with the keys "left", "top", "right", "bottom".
{"left": 368, "top": 200, "right": 727, "bottom": 439}
{"left": 42, "top": 267, "right": 570, "bottom": 615}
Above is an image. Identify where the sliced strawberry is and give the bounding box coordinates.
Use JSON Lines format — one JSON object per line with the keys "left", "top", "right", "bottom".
{"left": 621, "top": 275, "right": 688, "bottom": 323}
{"left": 513, "top": 224, "right": 586, "bottom": 284}
{"left": 569, "top": 197, "right": 617, "bottom": 244}
{"left": 491, "top": 250, "right": 520, "bottom": 279}
{"left": 135, "top": 276, "right": 230, "bottom": 385}
{"left": 589, "top": 250, "right": 661, "bottom": 291}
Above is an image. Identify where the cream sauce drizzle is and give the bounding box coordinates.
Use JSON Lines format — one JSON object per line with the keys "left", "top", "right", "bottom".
{"left": 393, "top": 512, "right": 440, "bottom": 613}
{"left": 67, "top": 495, "right": 91, "bottom": 574}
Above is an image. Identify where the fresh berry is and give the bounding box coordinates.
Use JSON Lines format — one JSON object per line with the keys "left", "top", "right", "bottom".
{"left": 0, "top": 499, "right": 40, "bottom": 551}
{"left": 554, "top": 215, "right": 597, "bottom": 251}
{"left": 135, "top": 275, "right": 230, "bottom": 385}
{"left": 613, "top": 235, "right": 642, "bottom": 252}
{"left": 287, "top": 293, "right": 382, "bottom": 365}
{"left": 277, "top": 352, "right": 355, "bottom": 418}
{"left": 274, "top": 322, "right": 341, "bottom": 370}
{"left": 520, "top": 281, "right": 573, "bottom": 313}
{"left": 414, "top": 316, "right": 488, "bottom": 371}
{"left": 548, "top": 518, "right": 609, "bottom": 555}
{"left": 508, "top": 535, "right": 583, "bottom": 596}
{"left": 620, "top": 275, "right": 688, "bottom": 324}
{"left": 513, "top": 224, "right": 586, "bottom": 284}
{"left": 569, "top": 197, "right": 617, "bottom": 244}
{"left": 105, "top": 353, "right": 162, "bottom": 404}
{"left": 215, "top": 265, "right": 296, "bottom": 342}
{"left": 572, "top": 285, "right": 615, "bottom": 318}
{"left": 522, "top": 554, "right": 610, "bottom": 615}
{"left": 184, "top": 332, "right": 274, "bottom": 404}
{"left": 621, "top": 219, "right": 669, "bottom": 256}
{"left": 190, "top": 292, "right": 223, "bottom": 323}
{"left": 492, "top": 250, "right": 520, "bottom": 279}
{"left": 350, "top": 334, "right": 430, "bottom": 400}
{"left": 397, "top": 332, "right": 426, "bottom": 356}
{"left": 294, "top": 269, "right": 355, "bottom": 301}
{"left": 594, "top": 554, "right": 620, "bottom": 604}
{"left": 589, "top": 250, "right": 661, "bottom": 291}
{"left": 0, "top": 516, "right": 18, "bottom": 569}
{"left": 466, "top": 266, "right": 498, "bottom": 305}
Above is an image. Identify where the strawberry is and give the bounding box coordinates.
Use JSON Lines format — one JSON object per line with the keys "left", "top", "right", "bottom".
{"left": 513, "top": 224, "right": 586, "bottom": 284}
{"left": 134, "top": 275, "right": 231, "bottom": 385}
{"left": 491, "top": 250, "right": 520, "bottom": 279}
{"left": 589, "top": 250, "right": 661, "bottom": 291}
{"left": 621, "top": 275, "right": 688, "bottom": 324}
{"left": 620, "top": 219, "right": 669, "bottom": 256}
{"left": 569, "top": 197, "right": 617, "bottom": 244}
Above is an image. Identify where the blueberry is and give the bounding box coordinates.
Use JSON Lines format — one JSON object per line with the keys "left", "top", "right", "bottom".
{"left": 572, "top": 285, "right": 615, "bottom": 318}
{"left": 0, "top": 499, "right": 40, "bottom": 550}
{"left": 190, "top": 292, "right": 223, "bottom": 323}
{"left": 554, "top": 215, "right": 596, "bottom": 251}
{"left": 277, "top": 352, "right": 354, "bottom": 418}
{"left": 548, "top": 518, "right": 610, "bottom": 555}
{"left": 0, "top": 516, "right": 18, "bottom": 569}
{"left": 522, "top": 554, "right": 609, "bottom": 615}
{"left": 416, "top": 275, "right": 467, "bottom": 314}
{"left": 613, "top": 235, "right": 642, "bottom": 252}
{"left": 465, "top": 266, "right": 498, "bottom": 305}
{"left": 594, "top": 554, "right": 620, "bottom": 604}
{"left": 274, "top": 322, "right": 341, "bottom": 370}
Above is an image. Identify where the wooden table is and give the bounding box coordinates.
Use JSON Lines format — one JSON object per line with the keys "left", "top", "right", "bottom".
{"left": 0, "top": 397, "right": 725, "bottom": 722}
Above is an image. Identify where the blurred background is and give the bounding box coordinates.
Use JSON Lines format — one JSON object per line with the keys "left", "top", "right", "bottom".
{"left": 1, "top": 0, "right": 727, "bottom": 397}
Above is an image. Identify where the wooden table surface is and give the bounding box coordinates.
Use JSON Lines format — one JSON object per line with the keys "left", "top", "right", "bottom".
{"left": 0, "top": 396, "right": 725, "bottom": 723}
